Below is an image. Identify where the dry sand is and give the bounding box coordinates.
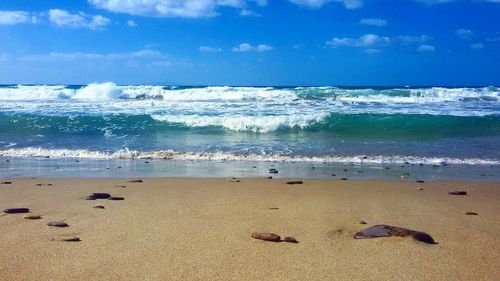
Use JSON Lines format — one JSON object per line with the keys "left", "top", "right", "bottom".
{"left": 1, "top": 178, "right": 499, "bottom": 281}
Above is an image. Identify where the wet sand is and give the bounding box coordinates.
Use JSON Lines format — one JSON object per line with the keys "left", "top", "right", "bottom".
{"left": 1, "top": 178, "right": 499, "bottom": 280}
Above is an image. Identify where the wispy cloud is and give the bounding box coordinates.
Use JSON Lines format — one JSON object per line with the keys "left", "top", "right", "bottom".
{"left": 232, "top": 43, "right": 273, "bottom": 52}
{"left": 455, "top": 29, "right": 474, "bottom": 39}
{"left": 470, "top": 43, "right": 484, "bottom": 49}
{"left": 288, "top": 0, "right": 363, "bottom": 9}
{"left": 49, "top": 9, "right": 110, "bottom": 29}
{"left": 327, "top": 34, "right": 390, "bottom": 48}
{"left": 89, "top": 0, "right": 267, "bottom": 18}
{"left": 0, "top": 10, "right": 39, "bottom": 25}
{"left": 359, "top": 18, "right": 387, "bottom": 27}
{"left": 417, "top": 44, "right": 435, "bottom": 52}
{"left": 127, "top": 20, "right": 137, "bottom": 27}
{"left": 199, "top": 46, "right": 223, "bottom": 52}
{"left": 20, "top": 49, "right": 168, "bottom": 62}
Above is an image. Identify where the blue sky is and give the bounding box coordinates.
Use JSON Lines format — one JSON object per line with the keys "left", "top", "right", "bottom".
{"left": 0, "top": 0, "right": 499, "bottom": 86}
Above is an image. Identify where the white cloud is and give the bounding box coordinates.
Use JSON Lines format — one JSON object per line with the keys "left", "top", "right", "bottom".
{"left": 240, "top": 9, "right": 260, "bottom": 16}
{"left": 0, "top": 11, "right": 38, "bottom": 25}
{"left": 232, "top": 43, "right": 273, "bottom": 52}
{"left": 470, "top": 43, "right": 484, "bottom": 49}
{"left": 89, "top": 0, "right": 266, "bottom": 18}
{"left": 396, "top": 35, "right": 431, "bottom": 44}
{"left": 417, "top": 44, "right": 435, "bottom": 52}
{"left": 20, "top": 49, "right": 167, "bottom": 62}
{"left": 127, "top": 20, "right": 137, "bottom": 27}
{"left": 199, "top": 46, "right": 222, "bottom": 52}
{"left": 327, "top": 34, "right": 390, "bottom": 48}
{"left": 455, "top": 29, "right": 474, "bottom": 39}
{"left": 359, "top": 18, "right": 387, "bottom": 27}
{"left": 49, "top": 9, "right": 110, "bottom": 29}
{"left": 288, "top": 0, "right": 363, "bottom": 9}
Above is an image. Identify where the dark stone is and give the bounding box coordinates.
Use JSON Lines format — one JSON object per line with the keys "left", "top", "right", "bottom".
{"left": 108, "top": 196, "right": 125, "bottom": 201}
{"left": 128, "top": 179, "right": 143, "bottom": 183}
{"left": 93, "top": 205, "right": 105, "bottom": 209}
{"left": 268, "top": 207, "right": 279, "bottom": 210}
{"left": 90, "top": 193, "right": 111, "bottom": 199}
{"left": 283, "top": 237, "right": 299, "bottom": 243}
{"left": 251, "top": 232, "right": 281, "bottom": 242}
{"left": 1, "top": 181, "right": 12, "bottom": 184}
{"left": 3, "top": 208, "right": 30, "bottom": 214}
{"left": 359, "top": 220, "right": 367, "bottom": 225}
{"left": 47, "top": 221, "right": 69, "bottom": 227}
{"left": 144, "top": 161, "right": 150, "bottom": 163}
{"left": 62, "top": 236, "right": 80, "bottom": 242}
{"left": 331, "top": 174, "right": 336, "bottom": 177}
{"left": 354, "top": 224, "right": 437, "bottom": 244}
{"left": 340, "top": 178, "right": 348, "bottom": 181}
{"left": 416, "top": 180, "right": 425, "bottom": 183}
{"left": 286, "top": 181, "right": 303, "bottom": 185}
{"left": 269, "top": 169, "right": 278, "bottom": 174}
{"left": 24, "top": 214, "right": 42, "bottom": 220}
{"left": 465, "top": 212, "right": 478, "bottom": 215}
{"left": 448, "top": 191, "right": 467, "bottom": 196}
{"left": 114, "top": 185, "right": 127, "bottom": 188}
{"left": 267, "top": 176, "right": 273, "bottom": 179}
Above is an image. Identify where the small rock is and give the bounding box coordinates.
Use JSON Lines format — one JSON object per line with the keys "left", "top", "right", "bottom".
{"left": 93, "top": 205, "right": 105, "bottom": 209}
{"left": 269, "top": 169, "right": 278, "bottom": 174}
{"left": 268, "top": 207, "right": 279, "bottom": 210}
{"left": 416, "top": 187, "right": 424, "bottom": 191}
{"left": 24, "top": 214, "right": 42, "bottom": 220}
{"left": 416, "top": 180, "right": 425, "bottom": 183}
{"left": 286, "top": 181, "right": 303, "bottom": 185}
{"left": 3, "top": 208, "right": 30, "bottom": 214}
{"left": 47, "top": 221, "right": 69, "bottom": 227}
{"left": 331, "top": 174, "right": 336, "bottom": 177}
{"left": 1, "top": 181, "right": 13, "bottom": 184}
{"left": 359, "top": 220, "right": 367, "bottom": 225}
{"left": 354, "top": 224, "right": 437, "bottom": 244}
{"left": 340, "top": 178, "right": 348, "bottom": 181}
{"left": 251, "top": 232, "right": 281, "bottom": 242}
{"left": 51, "top": 235, "right": 80, "bottom": 242}
{"left": 90, "top": 193, "right": 111, "bottom": 199}
{"left": 226, "top": 177, "right": 240, "bottom": 182}
{"left": 283, "top": 237, "right": 299, "bottom": 243}
{"left": 128, "top": 179, "right": 143, "bottom": 183}
{"left": 267, "top": 176, "right": 273, "bottom": 179}
{"left": 108, "top": 196, "right": 125, "bottom": 201}
{"left": 448, "top": 191, "right": 467, "bottom": 196}
{"left": 465, "top": 212, "right": 478, "bottom": 215}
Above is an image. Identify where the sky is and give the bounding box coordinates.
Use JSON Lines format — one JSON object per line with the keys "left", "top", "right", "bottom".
{"left": 0, "top": 0, "right": 499, "bottom": 86}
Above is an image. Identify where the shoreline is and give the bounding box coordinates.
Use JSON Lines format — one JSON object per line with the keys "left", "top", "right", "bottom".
{"left": 1, "top": 178, "right": 500, "bottom": 280}
{"left": 2, "top": 157, "right": 499, "bottom": 181}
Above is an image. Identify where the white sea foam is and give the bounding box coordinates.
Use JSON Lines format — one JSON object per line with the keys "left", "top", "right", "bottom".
{"left": 1, "top": 147, "right": 498, "bottom": 165}
{"left": 151, "top": 113, "right": 329, "bottom": 133}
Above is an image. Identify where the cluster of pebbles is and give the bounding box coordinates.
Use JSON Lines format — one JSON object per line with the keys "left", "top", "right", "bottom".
{"left": 2, "top": 179, "right": 134, "bottom": 242}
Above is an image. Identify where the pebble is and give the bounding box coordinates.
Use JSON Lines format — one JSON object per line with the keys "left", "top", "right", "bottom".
{"left": 89, "top": 193, "right": 111, "bottom": 199}
{"left": 359, "top": 220, "right": 367, "bottom": 225}
{"left": 3, "top": 208, "right": 30, "bottom": 214}
{"left": 340, "top": 178, "right": 348, "bottom": 181}
{"left": 1, "top": 181, "right": 13, "bottom": 184}
{"left": 268, "top": 207, "right": 280, "bottom": 210}
{"left": 448, "top": 191, "right": 467, "bottom": 196}
{"left": 51, "top": 235, "right": 80, "bottom": 242}
{"left": 286, "top": 181, "right": 303, "bottom": 185}
{"left": 251, "top": 232, "right": 281, "bottom": 242}
{"left": 416, "top": 180, "right": 425, "bottom": 183}
{"left": 128, "top": 179, "right": 143, "bottom": 183}
{"left": 93, "top": 205, "right": 105, "bottom": 209}
{"left": 108, "top": 196, "right": 125, "bottom": 201}
{"left": 24, "top": 214, "right": 42, "bottom": 220}
{"left": 283, "top": 237, "right": 299, "bottom": 243}
{"left": 47, "top": 221, "right": 69, "bottom": 227}
{"left": 465, "top": 212, "right": 478, "bottom": 215}
{"left": 354, "top": 224, "right": 437, "bottom": 244}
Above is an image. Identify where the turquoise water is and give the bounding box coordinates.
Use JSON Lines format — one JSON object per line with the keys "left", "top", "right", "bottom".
{"left": 0, "top": 83, "right": 499, "bottom": 170}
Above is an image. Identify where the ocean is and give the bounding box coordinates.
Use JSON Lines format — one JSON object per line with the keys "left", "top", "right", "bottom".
{"left": 1, "top": 83, "right": 499, "bottom": 179}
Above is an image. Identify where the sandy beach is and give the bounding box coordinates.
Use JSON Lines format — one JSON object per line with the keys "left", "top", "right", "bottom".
{"left": 0, "top": 178, "right": 499, "bottom": 280}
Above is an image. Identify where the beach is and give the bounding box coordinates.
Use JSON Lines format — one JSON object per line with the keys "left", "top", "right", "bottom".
{"left": 1, "top": 177, "right": 499, "bottom": 281}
